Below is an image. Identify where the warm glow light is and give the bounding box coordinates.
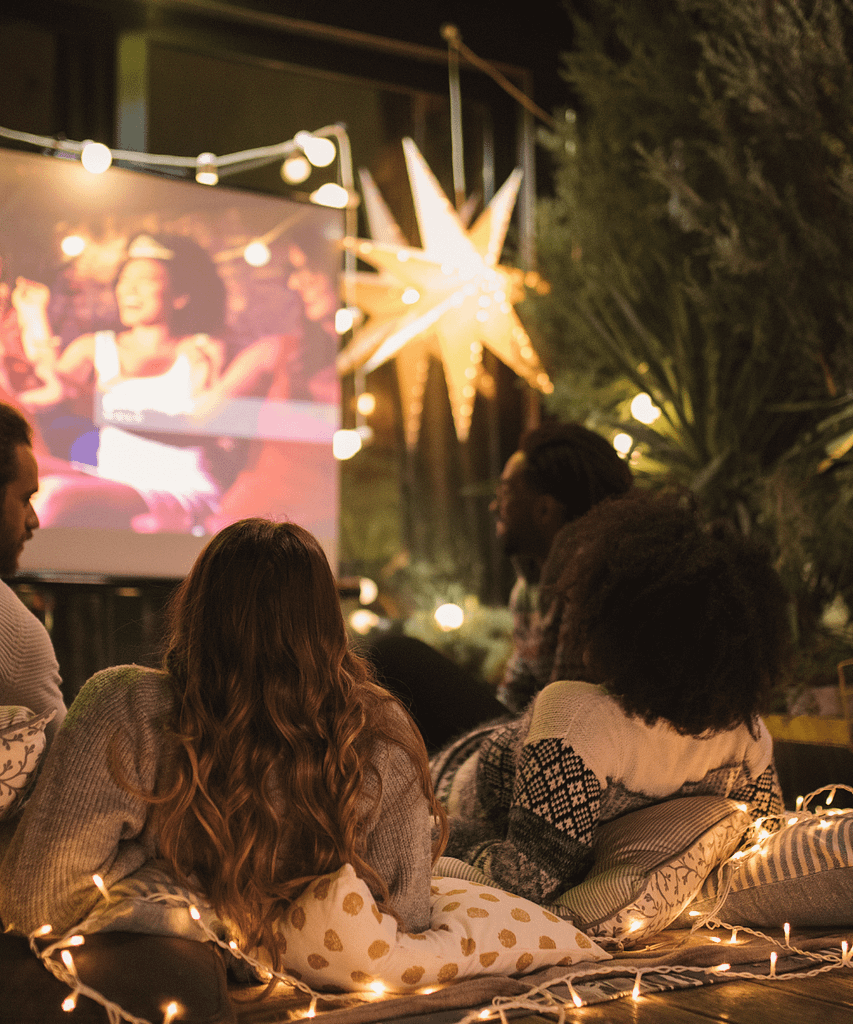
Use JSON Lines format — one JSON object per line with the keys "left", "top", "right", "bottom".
{"left": 189, "top": 906, "right": 201, "bottom": 921}
{"left": 613, "top": 432, "right": 634, "bottom": 457}
{"left": 632, "top": 974, "right": 642, "bottom": 1000}
{"left": 630, "top": 392, "right": 661, "bottom": 424}
{"left": 60, "top": 950, "right": 77, "bottom": 975}
{"left": 401, "top": 288, "right": 420, "bottom": 305}
{"left": 784, "top": 922, "right": 791, "bottom": 945}
{"left": 61, "top": 234, "right": 86, "bottom": 258}
{"left": 306, "top": 997, "right": 317, "bottom": 1018}
{"left": 569, "top": 982, "right": 583, "bottom": 1008}
{"left": 796, "top": 795, "right": 804, "bottom": 810}
{"left": 359, "top": 577, "right": 379, "bottom": 605}
{"left": 80, "top": 141, "right": 112, "bottom": 173}
{"left": 770, "top": 951, "right": 777, "bottom": 977}
{"left": 355, "top": 391, "right": 376, "bottom": 416}
{"left": 348, "top": 609, "right": 380, "bottom": 635}
{"left": 62, "top": 993, "right": 78, "bottom": 1013}
{"left": 333, "top": 429, "right": 363, "bottom": 461}
{"left": 628, "top": 920, "right": 644, "bottom": 933}
{"left": 710, "top": 936, "right": 721, "bottom": 943}
{"left": 434, "top": 603, "right": 464, "bottom": 631}
{"left": 369, "top": 981, "right": 387, "bottom": 995}
{"left": 716, "top": 963, "right": 731, "bottom": 972}
{"left": 310, "top": 183, "right": 351, "bottom": 208}
{"left": 68, "top": 935, "right": 84, "bottom": 947}
{"left": 162, "top": 1001, "right": 180, "bottom": 1024}
{"left": 92, "top": 874, "right": 109, "bottom": 901}
{"left": 335, "top": 307, "right": 355, "bottom": 334}
{"left": 195, "top": 152, "right": 218, "bottom": 186}
{"left": 35, "top": 924, "right": 52, "bottom": 937}
{"left": 243, "top": 241, "right": 271, "bottom": 267}
{"left": 281, "top": 154, "right": 312, "bottom": 184}
{"left": 730, "top": 929, "right": 739, "bottom": 944}
{"left": 295, "top": 131, "right": 336, "bottom": 167}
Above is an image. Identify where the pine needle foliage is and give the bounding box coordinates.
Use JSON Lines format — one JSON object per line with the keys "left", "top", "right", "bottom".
{"left": 533, "top": 0, "right": 853, "bottom": 683}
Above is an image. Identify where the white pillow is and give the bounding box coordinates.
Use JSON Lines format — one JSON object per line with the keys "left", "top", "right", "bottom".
{"left": 278, "top": 864, "right": 609, "bottom": 991}
{"left": 0, "top": 706, "right": 56, "bottom": 820}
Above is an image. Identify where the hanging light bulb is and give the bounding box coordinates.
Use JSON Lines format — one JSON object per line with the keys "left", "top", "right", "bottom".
{"left": 356, "top": 391, "right": 376, "bottom": 416}
{"left": 195, "top": 152, "right": 218, "bottom": 186}
{"left": 80, "top": 141, "right": 112, "bottom": 174}
{"left": 243, "top": 240, "right": 271, "bottom": 267}
{"left": 281, "top": 154, "right": 312, "bottom": 184}
{"left": 295, "top": 131, "right": 336, "bottom": 167}
{"left": 333, "top": 429, "right": 363, "bottom": 460}
{"left": 310, "top": 182, "right": 353, "bottom": 209}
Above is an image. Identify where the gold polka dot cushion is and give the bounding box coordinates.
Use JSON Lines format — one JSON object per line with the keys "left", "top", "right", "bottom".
{"left": 278, "top": 864, "right": 610, "bottom": 992}
{"left": 0, "top": 707, "right": 56, "bottom": 820}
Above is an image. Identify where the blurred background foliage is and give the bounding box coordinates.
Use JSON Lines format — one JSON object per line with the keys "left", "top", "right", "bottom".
{"left": 529, "top": 0, "right": 853, "bottom": 696}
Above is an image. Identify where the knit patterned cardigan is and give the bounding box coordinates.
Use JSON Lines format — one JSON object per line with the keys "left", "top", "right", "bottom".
{"left": 431, "top": 681, "right": 783, "bottom": 905}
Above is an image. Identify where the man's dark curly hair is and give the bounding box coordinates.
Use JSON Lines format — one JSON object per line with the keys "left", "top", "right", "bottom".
{"left": 557, "top": 490, "right": 791, "bottom": 737}
{"left": 0, "top": 403, "right": 32, "bottom": 497}
{"left": 518, "top": 422, "right": 633, "bottom": 522}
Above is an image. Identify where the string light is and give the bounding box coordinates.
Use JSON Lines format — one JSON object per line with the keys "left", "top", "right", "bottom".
{"left": 61, "top": 992, "right": 78, "bottom": 1013}
{"left": 631, "top": 973, "right": 642, "bottom": 1000}
{"left": 784, "top": 922, "right": 791, "bottom": 947}
{"left": 92, "top": 874, "right": 110, "bottom": 903}
{"left": 769, "top": 951, "right": 777, "bottom": 978}
{"left": 0, "top": 123, "right": 354, "bottom": 210}
{"left": 162, "top": 1000, "right": 180, "bottom": 1023}
{"left": 195, "top": 152, "right": 218, "bottom": 186}
{"left": 80, "top": 141, "right": 112, "bottom": 174}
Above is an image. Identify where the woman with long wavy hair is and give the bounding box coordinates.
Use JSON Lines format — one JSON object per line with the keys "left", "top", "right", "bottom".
{"left": 0, "top": 519, "right": 447, "bottom": 967}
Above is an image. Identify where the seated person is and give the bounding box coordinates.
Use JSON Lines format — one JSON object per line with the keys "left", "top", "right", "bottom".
{"left": 0, "top": 402, "right": 65, "bottom": 750}
{"left": 432, "top": 490, "right": 790, "bottom": 905}
{"left": 0, "top": 519, "right": 446, "bottom": 964}
{"left": 367, "top": 422, "right": 634, "bottom": 752}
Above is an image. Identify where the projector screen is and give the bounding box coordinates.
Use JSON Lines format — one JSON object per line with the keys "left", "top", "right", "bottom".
{"left": 0, "top": 148, "right": 341, "bottom": 578}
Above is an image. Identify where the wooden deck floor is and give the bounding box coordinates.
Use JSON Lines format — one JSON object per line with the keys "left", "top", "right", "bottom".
{"left": 498, "top": 973, "right": 853, "bottom": 1024}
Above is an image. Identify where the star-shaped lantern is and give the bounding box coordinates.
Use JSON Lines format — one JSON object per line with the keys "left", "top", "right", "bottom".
{"left": 337, "top": 138, "right": 552, "bottom": 447}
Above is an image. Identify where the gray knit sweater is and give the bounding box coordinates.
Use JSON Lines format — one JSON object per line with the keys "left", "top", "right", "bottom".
{"left": 0, "top": 665, "right": 433, "bottom": 936}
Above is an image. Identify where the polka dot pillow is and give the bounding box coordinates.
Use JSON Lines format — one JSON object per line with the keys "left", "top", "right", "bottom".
{"left": 277, "top": 864, "right": 609, "bottom": 992}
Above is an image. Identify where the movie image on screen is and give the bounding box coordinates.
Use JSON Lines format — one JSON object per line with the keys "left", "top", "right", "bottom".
{"left": 0, "top": 149, "right": 342, "bottom": 577}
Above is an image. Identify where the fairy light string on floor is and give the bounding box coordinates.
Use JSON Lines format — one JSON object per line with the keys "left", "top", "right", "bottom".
{"left": 22, "top": 784, "right": 853, "bottom": 1024}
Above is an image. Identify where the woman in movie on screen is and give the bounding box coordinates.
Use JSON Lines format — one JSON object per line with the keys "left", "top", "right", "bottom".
{"left": 0, "top": 517, "right": 447, "bottom": 960}
{"left": 11, "top": 232, "right": 232, "bottom": 533}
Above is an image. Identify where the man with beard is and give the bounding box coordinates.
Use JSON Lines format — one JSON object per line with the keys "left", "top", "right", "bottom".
{"left": 0, "top": 402, "right": 65, "bottom": 748}
{"left": 370, "top": 421, "right": 632, "bottom": 751}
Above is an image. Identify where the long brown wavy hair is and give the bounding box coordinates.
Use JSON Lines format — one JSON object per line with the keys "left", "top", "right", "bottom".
{"left": 149, "top": 518, "right": 446, "bottom": 966}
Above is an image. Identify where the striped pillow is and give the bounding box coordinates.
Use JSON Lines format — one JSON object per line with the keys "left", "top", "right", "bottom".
{"left": 681, "top": 811, "right": 853, "bottom": 927}
{"left": 552, "top": 796, "right": 751, "bottom": 943}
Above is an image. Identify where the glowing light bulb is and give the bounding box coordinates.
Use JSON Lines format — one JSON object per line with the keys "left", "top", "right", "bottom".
{"left": 62, "top": 993, "right": 78, "bottom": 1013}
{"left": 630, "top": 392, "right": 661, "bottom": 424}
{"left": 369, "top": 981, "right": 386, "bottom": 995}
{"left": 434, "top": 603, "right": 464, "bottom": 631}
{"left": 348, "top": 609, "right": 380, "bottom": 635}
{"left": 632, "top": 973, "right": 642, "bottom": 1000}
{"left": 195, "top": 152, "right": 218, "bottom": 186}
{"left": 295, "top": 132, "right": 336, "bottom": 167}
{"left": 359, "top": 577, "right": 379, "bottom": 605}
{"left": 80, "top": 141, "right": 112, "bottom": 173}
{"left": 613, "top": 432, "right": 634, "bottom": 457}
{"left": 335, "top": 307, "right": 355, "bottom": 334}
{"left": 92, "top": 874, "right": 109, "bottom": 901}
{"left": 569, "top": 982, "right": 583, "bottom": 1008}
{"left": 61, "top": 234, "right": 86, "bottom": 258}
{"left": 355, "top": 391, "right": 376, "bottom": 417}
{"left": 189, "top": 906, "right": 201, "bottom": 921}
{"left": 243, "top": 241, "right": 271, "bottom": 267}
{"left": 281, "top": 154, "right": 312, "bottom": 184}
{"left": 715, "top": 963, "right": 731, "bottom": 972}
{"left": 401, "top": 288, "right": 420, "bottom": 305}
{"left": 784, "top": 922, "right": 791, "bottom": 946}
{"left": 310, "top": 183, "right": 351, "bottom": 209}
{"left": 68, "top": 935, "right": 84, "bottom": 947}
{"left": 162, "top": 1002, "right": 180, "bottom": 1024}
{"left": 333, "top": 429, "right": 363, "bottom": 461}
{"left": 34, "top": 924, "right": 52, "bottom": 937}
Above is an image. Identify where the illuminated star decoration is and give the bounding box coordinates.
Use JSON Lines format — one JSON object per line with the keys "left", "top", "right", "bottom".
{"left": 337, "top": 137, "right": 552, "bottom": 447}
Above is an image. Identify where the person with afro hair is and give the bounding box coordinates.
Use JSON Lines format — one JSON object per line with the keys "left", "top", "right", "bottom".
{"left": 431, "top": 489, "right": 791, "bottom": 905}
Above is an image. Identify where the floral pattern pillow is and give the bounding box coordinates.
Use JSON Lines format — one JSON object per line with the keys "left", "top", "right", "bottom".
{"left": 0, "top": 706, "right": 56, "bottom": 820}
